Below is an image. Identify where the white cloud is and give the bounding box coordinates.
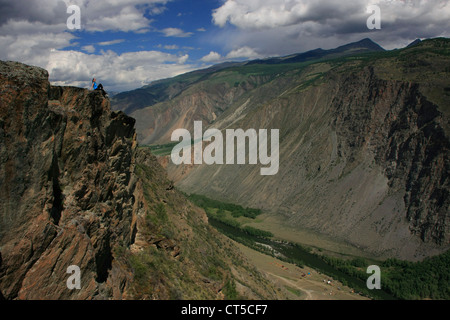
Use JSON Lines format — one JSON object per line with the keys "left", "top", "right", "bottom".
{"left": 178, "top": 54, "right": 189, "bottom": 64}
{"left": 213, "top": 0, "right": 422, "bottom": 30}
{"left": 200, "top": 51, "right": 222, "bottom": 62}
{"left": 84, "top": 6, "right": 151, "bottom": 32}
{"left": 134, "top": 28, "right": 151, "bottom": 34}
{"left": 0, "top": 27, "right": 74, "bottom": 63}
{"left": 0, "top": 0, "right": 169, "bottom": 33}
{"left": 213, "top": 0, "right": 314, "bottom": 29}
{"left": 0, "top": 25, "right": 195, "bottom": 91}
{"left": 73, "top": 0, "right": 169, "bottom": 33}
{"left": 0, "top": 0, "right": 197, "bottom": 91}
{"left": 98, "top": 39, "right": 125, "bottom": 46}
{"left": 200, "top": 48, "right": 262, "bottom": 64}
{"left": 45, "top": 49, "right": 196, "bottom": 91}
{"left": 226, "top": 46, "right": 261, "bottom": 60}
{"left": 0, "top": 0, "right": 67, "bottom": 26}
{"left": 212, "top": 0, "right": 450, "bottom": 53}
{"left": 158, "top": 44, "right": 179, "bottom": 50}
{"left": 161, "top": 27, "right": 194, "bottom": 38}
{"left": 82, "top": 45, "right": 96, "bottom": 53}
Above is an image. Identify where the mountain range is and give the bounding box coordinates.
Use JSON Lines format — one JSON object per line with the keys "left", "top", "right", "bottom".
{"left": 111, "top": 38, "right": 385, "bottom": 120}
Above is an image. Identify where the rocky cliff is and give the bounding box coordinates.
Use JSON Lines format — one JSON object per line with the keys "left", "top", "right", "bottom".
{"left": 0, "top": 61, "right": 282, "bottom": 300}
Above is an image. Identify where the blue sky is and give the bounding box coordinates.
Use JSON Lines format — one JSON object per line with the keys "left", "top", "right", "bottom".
{"left": 71, "top": 0, "right": 225, "bottom": 61}
{"left": 1, "top": 0, "right": 449, "bottom": 92}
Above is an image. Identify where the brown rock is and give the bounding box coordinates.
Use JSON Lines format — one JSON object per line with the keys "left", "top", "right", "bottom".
{"left": 0, "top": 61, "right": 138, "bottom": 299}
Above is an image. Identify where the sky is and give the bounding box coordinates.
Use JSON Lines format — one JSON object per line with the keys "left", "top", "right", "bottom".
{"left": 0, "top": 0, "right": 449, "bottom": 92}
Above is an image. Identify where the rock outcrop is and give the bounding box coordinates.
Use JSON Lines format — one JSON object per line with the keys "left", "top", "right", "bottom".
{"left": 0, "top": 61, "right": 138, "bottom": 299}
{"left": 0, "top": 61, "right": 282, "bottom": 300}
{"left": 332, "top": 67, "right": 449, "bottom": 247}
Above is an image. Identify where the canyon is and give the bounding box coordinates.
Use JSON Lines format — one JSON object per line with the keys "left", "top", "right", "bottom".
{"left": 112, "top": 38, "right": 450, "bottom": 261}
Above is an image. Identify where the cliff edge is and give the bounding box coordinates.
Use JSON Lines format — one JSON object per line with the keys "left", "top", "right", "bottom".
{"left": 0, "top": 61, "right": 281, "bottom": 300}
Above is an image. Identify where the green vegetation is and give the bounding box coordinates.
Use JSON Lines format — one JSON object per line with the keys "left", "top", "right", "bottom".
{"left": 222, "top": 278, "right": 240, "bottom": 300}
{"left": 187, "top": 193, "right": 450, "bottom": 300}
{"left": 122, "top": 155, "right": 253, "bottom": 299}
{"left": 187, "top": 194, "right": 394, "bottom": 299}
{"left": 188, "top": 194, "right": 262, "bottom": 219}
{"left": 188, "top": 194, "right": 272, "bottom": 240}
{"left": 317, "top": 250, "right": 450, "bottom": 300}
{"left": 285, "top": 286, "right": 305, "bottom": 298}
{"left": 142, "top": 142, "right": 180, "bottom": 157}
{"left": 381, "top": 252, "right": 450, "bottom": 300}
{"left": 126, "top": 246, "right": 166, "bottom": 297}
{"left": 227, "top": 62, "right": 307, "bottom": 77}
{"left": 208, "top": 215, "right": 274, "bottom": 239}
{"left": 206, "top": 210, "right": 393, "bottom": 300}
{"left": 242, "top": 225, "right": 274, "bottom": 239}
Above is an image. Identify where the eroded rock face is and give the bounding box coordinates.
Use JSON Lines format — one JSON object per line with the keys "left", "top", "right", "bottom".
{"left": 0, "top": 61, "right": 138, "bottom": 299}
{"left": 0, "top": 61, "right": 285, "bottom": 301}
{"left": 332, "top": 67, "right": 450, "bottom": 247}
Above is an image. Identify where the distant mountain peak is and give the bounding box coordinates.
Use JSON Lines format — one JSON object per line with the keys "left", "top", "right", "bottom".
{"left": 336, "top": 38, "right": 385, "bottom": 52}
{"left": 407, "top": 39, "right": 422, "bottom": 48}
{"left": 244, "top": 38, "right": 385, "bottom": 66}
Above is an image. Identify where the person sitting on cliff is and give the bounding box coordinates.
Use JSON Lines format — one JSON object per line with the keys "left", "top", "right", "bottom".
{"left": 91, "top": 78, "right": 108, "bottom": 97}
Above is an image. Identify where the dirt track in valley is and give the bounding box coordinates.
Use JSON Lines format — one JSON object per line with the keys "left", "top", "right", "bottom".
{"left": 234, "top": 242, "right": 369, "bottom": 300}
